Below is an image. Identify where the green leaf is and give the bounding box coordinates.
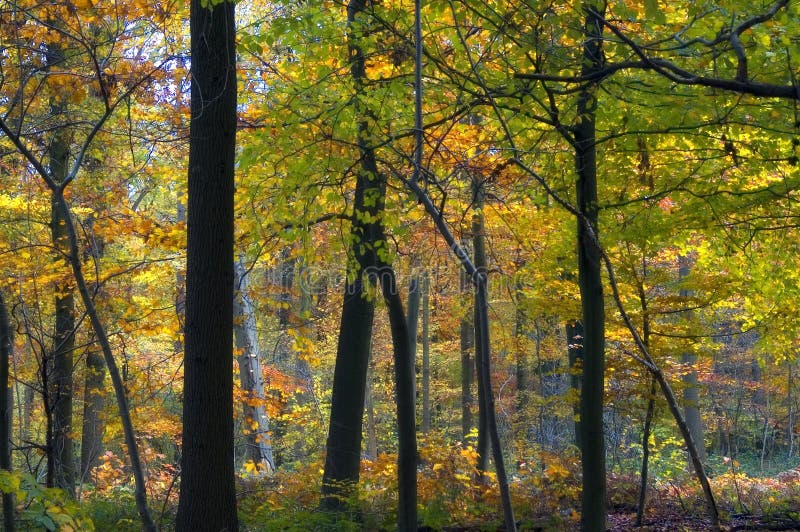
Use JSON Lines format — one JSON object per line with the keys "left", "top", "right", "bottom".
{"left": 644, "top": 0, "right": 666, "bottom": 25}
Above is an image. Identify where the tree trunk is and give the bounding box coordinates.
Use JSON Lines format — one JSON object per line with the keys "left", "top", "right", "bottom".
{"left": 680, "top": 255, "right": 706, "bottom": 464}
{"left": 47, "top": 43, "right": 76, "bottom": 493}
{"left": 460, "top": 239, "right": 474, "bottom": 442}
{"left": 787, "top": 362, "right": 794, "bottom": 458}
{"left": 406, "top": 273, "right": 421, "bottom": 428}
{"left": 380, "top": 267, "right": 417, "bottom": 532}
{"left": 515, "top": 276, "right": 528, "bottom": 410}
{"left": 80, "top": 219, "right": 106, "bottom": 485}
{"left": 234, "top": 258, "right": 275, "bottom": 474}
{"left": 634, "top": 263, "right": 656, "bottom": 526}
{"left": 575, "top": 3, "right": 607, "bottom": 529}
{"left": 566, "top": 320, "right": 583, "bottom": 449}
{"left": 421, "top": 272, "right": 431, "bottom": 433}
{"left": 636, "top": 376, "right": 657, "bottom": 526}
{"left": 0, "top": 290, "right": 15, "bottom": 531}
{"left": 176, "top": 0, "right": 238, "bottom": 528}
{"left": 80, "top": 349, "right": 105, "bottom": 484}
{"left": 321, "top": 0, "right": 387, "bottom": 511}
{"left": 365, "top": 356, "right": 378, "bottom": 460}
{"left": 472, "top": 186, "right": 489, "bottom": 474}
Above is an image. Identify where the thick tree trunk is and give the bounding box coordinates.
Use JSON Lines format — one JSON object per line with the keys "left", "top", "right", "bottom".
{"left": 0, "top": 290, "right": 15, "bottom": 531}
{"left": 47, "top": 44, "right": 76, "bottom": 493}
{"left": 575, "top": 3, "right": 607, "bottom": 529}
{"left": 460, "top": 239, "right": 474, "bottom": 442}
{"left": 234, "top": 258, "right": 275, "bottom": 474}
{"left": 176, "top": 0, "right": 238, "bottom": 529}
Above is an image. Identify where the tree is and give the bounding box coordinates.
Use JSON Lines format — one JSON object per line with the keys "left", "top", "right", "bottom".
{"left": 0, "top": 289, "right": 14, "bottom": 532}
{"left": 175, "top": 0, "right": 239, "bottom": 528}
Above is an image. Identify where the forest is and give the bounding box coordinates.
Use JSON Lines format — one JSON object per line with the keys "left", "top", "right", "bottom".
{"left": 0, "top": 0, "right": 799, "bottom": 530}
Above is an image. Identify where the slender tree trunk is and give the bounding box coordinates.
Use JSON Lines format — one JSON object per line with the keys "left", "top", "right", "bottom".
{"left": 176, "top": 0, "right": 238, "bottom": 528}
{"left": 80, "top": 349, "right": 105, "bottom": 484}
{"left": 575, "top": 3, "right": 607, "bottom": 529}
{"left": 174, "top": 199, "right": 186, "bottom": 356}
{"left": 460, "top": 239, "right": 474, "bottom": 442}
{"left": 472, "top": 186, "right": 489, "bottom": 474}
{"left": 636, "top": 376, "right": 657, "bottom": 526}
{"left": 680, "top": 255, "right": 706, "bottom": 464}
{"left": 0, "top": 290, "right": 15, "bottom": 531}
{"left": 406, "top": 272, "right": 421, "bottom": 427}
{"left": 80, "top": 219, "right": 106, "bottom": 485}
{"left": 789, "top": 362, "right": 794, "bottom": 458}
{"left": 365, "top": 356, "right": 378, "bottom": 460}
{"left": 421, "top": 272, "right": 431, "bottom": 433}
{"left": 634, "top": 262, "right": 656, "bottom": 526}
{"left": 475, "top": 275, "right": 517, "bottom": 531}
{"left": 47, "top": 43, "right": 76, "bottom": 494}
{"left": 234, "top": 258, "right": 275, "bottom": 474}
{"left": 566, "top": 320, "right": 583, "bottom": 448}
{"left": 380, "top": 267, "right": 417, "bottom": 532}
{"left": 514, "top": 276, "right": 528, "bottom": 410}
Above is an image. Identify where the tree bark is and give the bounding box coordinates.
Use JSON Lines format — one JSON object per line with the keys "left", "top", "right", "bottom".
{"left": 460, "top": 239, "right": 474, "bottom": 442}
{"left": 80, "top": 348, "right": 105, "bottom": 484}
{"left": 321, "top": 0, "right": 386, "bottom": 511}
{"left": 680, "top": 255, "right": 706, "bottom": 464}
{"left": 566, "top": 320, "right": 583, "bottom": 449}
{"left": 380, "top": 268, "right": 417, "bottom": 532}
{"left": 176, "top": 0, "right": 238, "bottom": 528}
{"left": 234, "top": 258, "right": 275, "bottom": 474}
{"left": 421, "top": 272, "right": 431, "bottom": 433}
{"left": 0, "top": 290, "right": 15, "bottom": 531}
{"left": 47, "top": 42, "right": 76, "bottom": 494}
{"left": 472, "top": 188, "right": 489, "bottom": 474}
{"left": 575, "top": 3, "right": 607, "bottom": 529}
{"left": 80, "top": 219, "right": 106, "bottom": 485}
{"left": 406, "top": 273, "right": 421, "bottom": 429}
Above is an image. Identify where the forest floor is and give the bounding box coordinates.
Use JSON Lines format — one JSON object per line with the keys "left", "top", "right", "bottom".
{"left": 607, "top": 512, "right": 800, "bottom": 531}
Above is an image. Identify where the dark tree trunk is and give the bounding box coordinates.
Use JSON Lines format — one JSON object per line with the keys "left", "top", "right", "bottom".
{"left": 176, "top": 0, "right": 238, "bottom": 528}
{"left": 680, "top": 256, "right": 706, "bottom": 464}
{"left": 0, "top": 290, "right": 15, "bottom": 531}
{"left": 380, "top": 268, "right": 417, "bottom": 532}
{"left": 80, "top": 348, "right": 105, "bottom": 484}
{"left": 472, "top": 189, "right": 489, "bottom": 474}
{"left": 81, "top": 220, "right": 106, "bottom": 485}
{"left": 575, "top": 3, "right": 607, "bottom": 529}
{"left": 365, "top": 356, "right": 378, "bottom": 460}
{"left": 636, "top": 376, "right": 657, "bottom": 526}
{"left": 406, "top": 273, "right": 421, "bottom": 429}
{"left": 47, "top": 43, "right": 76, "bottom": 493}
{"left": 566, "top": 320, "right": 584, "bottom": 448}
{"left": 460, "top": 239, "right": 474, "bottom": 442}
{"left": 421, "top": 273, "right": 431, "bottom": 433}
{"left": 321, "top": 0, "right": 386, "bottom": 511}
{"left": 514, "top": 276, "right": 528, "bottom": 410}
